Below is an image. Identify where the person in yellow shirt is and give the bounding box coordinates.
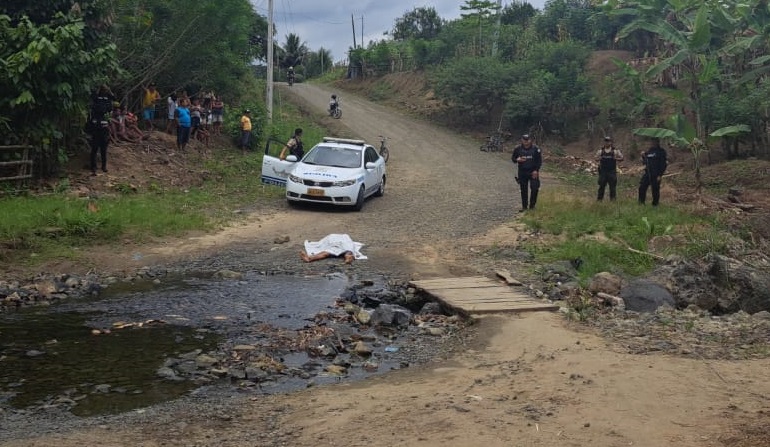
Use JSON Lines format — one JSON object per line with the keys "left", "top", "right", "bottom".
{"left": 240, "top": 109, "right": 252, "bottom": 152}
{"left": 142, "top": 82, "right": 161, "bottom": 131}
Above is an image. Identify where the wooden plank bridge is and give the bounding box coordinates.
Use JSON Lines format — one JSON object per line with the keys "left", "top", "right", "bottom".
{"left": 409, "top": 275, "right": 559, "bottom": 316}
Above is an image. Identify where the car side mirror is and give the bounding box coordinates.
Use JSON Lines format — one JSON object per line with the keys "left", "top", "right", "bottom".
{"left": 365, "top": 161, "right": 376, "bottom": 170}
{"left": 286, "top": 155, "right": 298, "bottom": 162}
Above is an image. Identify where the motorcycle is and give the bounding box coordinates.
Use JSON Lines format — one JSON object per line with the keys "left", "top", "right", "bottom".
{"left": 328, "top": 100, "right": 342, "bottom": 119}
{"left": 287, "top": 73, "right": 294, "bottom": 87}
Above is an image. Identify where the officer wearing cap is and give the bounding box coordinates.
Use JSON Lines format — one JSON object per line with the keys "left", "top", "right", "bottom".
{"left": 639, "top": 138, "right": 668, "bottom": 206}
{"left": 595, "top": 136, "right": 624, "bottom": 201}
{"left": 511, "top": 134, "right": 543, "bottom": 211}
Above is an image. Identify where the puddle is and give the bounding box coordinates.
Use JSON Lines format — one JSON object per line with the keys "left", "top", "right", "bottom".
{"left": 0, "top": 309, "right": 218, "bottom": 416}
{"left": 0, "top": 272, "right": 392, "bottom": 416}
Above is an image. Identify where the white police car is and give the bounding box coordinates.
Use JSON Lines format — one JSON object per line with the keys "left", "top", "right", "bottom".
{"left": 261, "top": 137, "right": 386, "bottom": 211}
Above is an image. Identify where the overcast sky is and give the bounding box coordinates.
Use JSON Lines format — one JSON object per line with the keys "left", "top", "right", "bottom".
{"left": 250, "top": 0, "right": 547, "bottom": 64}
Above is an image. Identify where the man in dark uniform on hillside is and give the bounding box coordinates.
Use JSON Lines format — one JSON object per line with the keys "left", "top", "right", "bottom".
{"left": 512, "top": 134, "right": 543, "bottom": 212}
{"left": 86, "top": 84, "right": 116, "bottom": 176}
{"left": 595, "top": 136, "right": 624, "bottom": 201}
{"left": 638, "top": 138, "right": 668, "bottom": 206}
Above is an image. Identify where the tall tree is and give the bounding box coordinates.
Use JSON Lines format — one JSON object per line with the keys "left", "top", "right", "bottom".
{"left": 392, "top": 6, "right": 444, "bottom": 41}
{"left": 500, "top": 1, "right": 538, "bottom": 28}
{"left": 460, "top": 0, "right": 501, "bottom": 52}
{"left": 111, "top": 0, "right": 267, "bottom": 102}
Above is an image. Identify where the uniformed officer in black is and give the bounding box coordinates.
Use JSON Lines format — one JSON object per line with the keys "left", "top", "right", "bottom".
{"left": 595, "top": 136, "right": 624, "bottom": 201}
{"left": 86, "top": 84, "right": 115, "bottom": 176}
{"left": 511, "top": 134, "right": 542, "bottom": 211}
{"left": 638, "top": 138, "right": 668, "bottom": 206}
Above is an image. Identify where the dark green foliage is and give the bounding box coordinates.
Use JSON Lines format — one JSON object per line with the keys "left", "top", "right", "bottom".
{"left": 501, "top": 1, "right": 538, "bottom": 28}
{"left": 504, "top": 41, "right": 592, "bottom": 132}
{"left": 304, "top": 48, "right": 334, "bottom": 78}
{"left": 111, "top": 0, "right": 267, "bottom": 106}
{"left": 432, "top": 57, "right": 513, "bottom": 123}
{"left": 534, "top": 0, "right": 594, "bottom": 43}
{"left": 0, "top": 0, "right": 268, "bottom": 178}
{"left": 0, "top": 3, "right": 119, "bottom": 175}
{"left": 392, "top": 6, "right": 444, "bottom": 41}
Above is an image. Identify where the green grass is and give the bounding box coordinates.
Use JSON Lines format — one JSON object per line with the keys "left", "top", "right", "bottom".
{"left": 519, "top": 187, "right": 725, "bottom": 282}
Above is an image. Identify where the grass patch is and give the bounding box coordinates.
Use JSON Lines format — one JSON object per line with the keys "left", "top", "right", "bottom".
{"left": 367, "top": 82, "right": 393, "bottom": 102}
{"left": 519, "top": 187, "right": 723, "bottom": 281}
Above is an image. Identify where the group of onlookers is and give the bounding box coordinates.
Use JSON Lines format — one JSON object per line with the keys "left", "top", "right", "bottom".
{"left": 142, "top": 84, "right": 226, "bottom": 152}
{"left": 85, "top": 82, "right": 229, "bottom": 175}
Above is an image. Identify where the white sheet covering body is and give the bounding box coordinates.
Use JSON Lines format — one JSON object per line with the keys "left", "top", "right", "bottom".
{"left": 303, "top": 234, "right": 367, "bottom": 260}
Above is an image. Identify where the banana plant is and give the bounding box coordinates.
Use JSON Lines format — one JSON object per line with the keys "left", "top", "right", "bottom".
{"left": 634, "top": 115, "right": 750, "bottom": 196}
{"left": 612, "top": 0, "right": 752, "bottom": 195}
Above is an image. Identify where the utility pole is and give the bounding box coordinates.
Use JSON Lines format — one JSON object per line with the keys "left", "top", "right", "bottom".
{"left": 361, "top": 15, "right": 364, "bottom": 49}
{"left": 266, "top": 0, "right": 274, "bottom": 121}
{"left": 351, "top": 14, "right": 357, "bottom": 49}
{"left": 492, "top": 0, "right": 502, "bottom": 57}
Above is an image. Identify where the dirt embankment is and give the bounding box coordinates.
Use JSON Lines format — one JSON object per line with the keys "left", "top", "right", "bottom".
{"left": 3, "top": 81, "right": 770, "bottom": 447}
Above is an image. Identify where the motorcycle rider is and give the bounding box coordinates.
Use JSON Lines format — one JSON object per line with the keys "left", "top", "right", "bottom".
{"left": 287, "top": 66, "right": 295, "bottom": 84}
{"left": 329, "top": 94, "right": 339, "bottom": 114}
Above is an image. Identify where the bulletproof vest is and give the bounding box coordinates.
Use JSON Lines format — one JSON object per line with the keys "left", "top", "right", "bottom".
{"left": 599, "top": 147, "right": 617, "bottom": 172}
{"left": 291, "top": 138, "right": 304, "bottom": 158}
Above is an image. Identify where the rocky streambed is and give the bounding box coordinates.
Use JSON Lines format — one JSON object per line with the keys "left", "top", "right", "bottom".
{"left": 0, "top": 266, "right": 473, "bottom": 422}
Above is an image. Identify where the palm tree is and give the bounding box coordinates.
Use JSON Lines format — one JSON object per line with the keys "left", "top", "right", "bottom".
{"left": 280, "top": 33, "right": 308, "bottom": 69}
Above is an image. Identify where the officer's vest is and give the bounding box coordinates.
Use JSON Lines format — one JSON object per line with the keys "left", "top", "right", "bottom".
{"left": 599, "top": 147, "right": 617, "bottom": 172}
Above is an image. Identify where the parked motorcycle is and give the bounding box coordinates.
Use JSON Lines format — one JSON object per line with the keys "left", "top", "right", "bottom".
{"left": 328, "top": 100, "right": 341, "bottom": 119}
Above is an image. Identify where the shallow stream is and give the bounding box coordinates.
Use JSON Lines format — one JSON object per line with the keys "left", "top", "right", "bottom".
{"left": 0, "top": 272, "right": 368, "bottom": 416}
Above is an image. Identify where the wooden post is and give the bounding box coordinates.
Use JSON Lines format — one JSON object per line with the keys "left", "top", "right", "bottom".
{"left": 0, "top": 145, "right": 34, "bottom": 192}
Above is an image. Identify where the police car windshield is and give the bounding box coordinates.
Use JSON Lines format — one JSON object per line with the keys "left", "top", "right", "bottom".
{"left": 304, "top": 146, "right": 361, "bottom": 168}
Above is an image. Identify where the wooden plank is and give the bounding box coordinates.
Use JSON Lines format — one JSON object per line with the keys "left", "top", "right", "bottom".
{"left": 410, "top": 277, "right": 501, "bottom": 290}
{"left": 461, "top": 304, "right": 560, "bottom": 314}
{"left": 411, "top": 275, "right": 558, "bottom": 315}
{"left": 429, "top": 288, "right": 532, "bottom": 300}
{"left": 495, "top": 270, "right": 523, "bottom": 286}
{"left": 411, "top": 276, "right": 553, "bottom": 314}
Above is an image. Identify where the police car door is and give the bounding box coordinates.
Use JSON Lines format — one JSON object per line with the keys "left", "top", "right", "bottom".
{"left": 363, "top": 146, "right": 382, "bottom": 196}
{"left": 261, "top": 137, "right": 297, "bottom": 186}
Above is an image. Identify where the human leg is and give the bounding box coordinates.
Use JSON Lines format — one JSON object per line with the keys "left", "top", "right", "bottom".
{"left": 142, "top": 108, "right": 154, "bottom": 131}
{"left": 597, "top": 171, "right": 607, "bottom": 200}
{"left": 638, "top": 173, "right": 651, "bottom": 204}
{"left": 180, "top": 126, "right": 191, "bottom": 151}
{"left": 608, "top": 172, "right": 618, "bottom": 201}
{"left": 300, "top": 250, "right": 332, "bottom": 262}
{"left": 518, "top": 176, "right": 529, "bottom": 211}
{"left": 99, "top": 139, "right": 108, "bottom": 172}
{"left": 651, "top": 176, "right": 661, "bottom": 206}
{"left": 89, "top": 137, "right": 99, "bottom": 175}
{"left": 240, "top": 131, "right": 251, "bottom": 151}
{"left": 529, "top": 178, "right": 540, "bottom": 209}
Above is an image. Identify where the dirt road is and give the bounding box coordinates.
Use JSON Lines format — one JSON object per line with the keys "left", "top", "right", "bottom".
{"left": 5, "top": 84, "right": 770, "bottom": 447}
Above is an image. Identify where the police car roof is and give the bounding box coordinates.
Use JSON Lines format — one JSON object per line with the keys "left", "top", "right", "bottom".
{"left": 322, "top": 137, "right": 366, "bottom": 146}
